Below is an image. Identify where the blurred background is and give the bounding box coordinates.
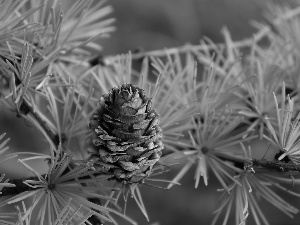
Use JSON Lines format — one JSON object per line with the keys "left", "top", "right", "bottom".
{"left": 101, "top": 0, "right": 297, "bottom": 55}
{"left": 1, "top": 0, "right": 300, "bottom": 224}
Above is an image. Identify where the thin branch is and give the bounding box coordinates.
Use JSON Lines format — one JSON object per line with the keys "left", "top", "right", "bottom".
{"left": 0, "top": 176, "right": 36, "bottom": 196}
{"left": 96, "top": 38, "right": 255, "bottom": 67}
{"left": 90, "top": 6, "right": 300, "bottom": 67}
{"left": 93, "top": 22, "right": 272, "bottom": 67}
{"left": 19, "top": 100, "right": 59, "bottom": 148}
{"left": 0, "top": 71, "right": 59, "bottom": 149}
{"left": 252, "top": 159, "right": 300, "bottom": 172}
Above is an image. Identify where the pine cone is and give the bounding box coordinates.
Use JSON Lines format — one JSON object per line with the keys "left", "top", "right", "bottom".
{"left": 89, "top": 84, "right": 163, "bottom": 183}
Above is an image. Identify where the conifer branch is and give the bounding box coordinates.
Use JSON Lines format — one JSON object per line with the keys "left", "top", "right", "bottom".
{"left": 2, "top": 156, "right": 300, "bottom": 199}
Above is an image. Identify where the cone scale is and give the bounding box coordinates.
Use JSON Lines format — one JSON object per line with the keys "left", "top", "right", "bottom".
{"left": 89, "top": 84, "right": 163, "bottom": 183}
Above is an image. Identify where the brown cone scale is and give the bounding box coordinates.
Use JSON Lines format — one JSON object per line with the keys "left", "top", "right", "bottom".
{"left": 89, "top": 84, "right": 163, "bottom": 183}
